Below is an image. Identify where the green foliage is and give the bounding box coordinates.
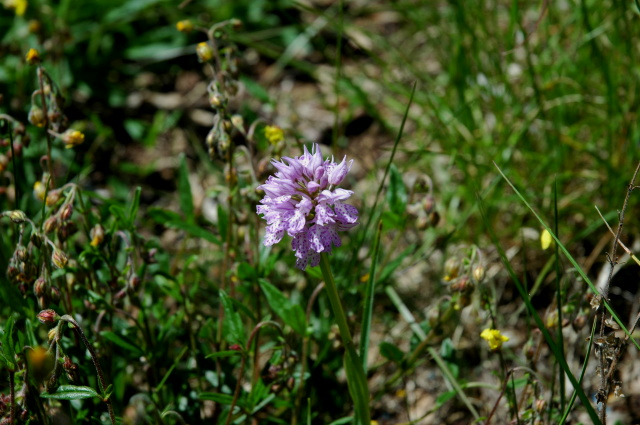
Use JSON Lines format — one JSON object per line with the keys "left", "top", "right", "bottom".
{"left": 1, "top": 0, "right": 639, "bottom": 424}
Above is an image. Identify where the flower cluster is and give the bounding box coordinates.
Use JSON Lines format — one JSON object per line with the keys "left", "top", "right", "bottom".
{"left": 257, "top": 143, "right": 358, "bottom": 270}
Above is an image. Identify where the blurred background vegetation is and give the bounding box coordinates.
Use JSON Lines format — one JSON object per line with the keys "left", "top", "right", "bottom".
{"left": 2, "top": 0, "right": 640, "bottom": 424}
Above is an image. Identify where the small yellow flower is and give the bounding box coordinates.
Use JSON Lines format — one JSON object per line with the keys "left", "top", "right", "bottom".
{"left": 25, "top": 47, "right": 40, "bottom": 64}
{"left": 480, "top": 328, "right": 509, "bottom": 350}
{"left": 264, "top": 125, "right": 284, "bottom": 145}
{"left": 196, "top": 41, "right": 213, "bottom": 62}
{"left": 4, "top": 0, "right": 27, "bottom": 16}
{"left": 541, "top": 229, "right": 553, "bottom": 250}
{"left": 61, "top": 129, "right": 85, "bottom": 149}
{"left": 176, "top": 20, "right": 194, "bottom": 33}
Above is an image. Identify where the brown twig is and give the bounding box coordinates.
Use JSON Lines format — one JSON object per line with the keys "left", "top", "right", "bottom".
{"left": 596, "top": 160, "right": 640, "bottom": 424}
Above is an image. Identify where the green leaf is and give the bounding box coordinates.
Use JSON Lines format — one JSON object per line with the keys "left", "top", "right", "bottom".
{"left": 386, "top": 164, "right": 407, "bottom": 216}
{"left": 148, "top": 208, "right": 221, "bottom": 245}
{"left": 237, "top": 262, "right": 257, "bottom": 281}
{"left": 217, "top": 203, "right": 228, "bottom": 242}
{"left": 128, "top": 187, "right": 142, "bottom": 225}
{"left": 198, "top": 392, "right": 234, "bottom": 405}
{"left": 109, "top": 204, "right": 127, "bottom": 226}
{"left": 436, "top": 390, "right": 457, "bottom": 407}
{"left": 240, "top": 75, "right": 271, "bottom": 103}
{"left": 178, "top": 154, "right": 194, "bottom": 222}
{"left": 205, "top": 350, "right": 242, "bottom": 359}
{"left": 41, "top": 385, "right": 100, "bottom": 400}
{"left": 1, "top": 315, "right": 16, "bottom": 369}
{"left": 220, "top": 289, "right": 246, "bottom": 346}
{"left": 259, "top": 279, "right": 307, "bottom": 336}
{"left": 379, "top": 341, "right": 404, "bottom": 363}
{"left": 100, "top": 331, "right": 144, "bottom": 356}
{"left": 379, "top": 245, "right": 414, "bottom": 283}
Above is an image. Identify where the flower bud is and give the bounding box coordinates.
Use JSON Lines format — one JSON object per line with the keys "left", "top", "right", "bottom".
{"left": 57, "top": 221, "right": 77, "bottom": 241}
{"left": 28, "top": 105, "right": 46, "bottom": 128}
{"left": 60, "top": 203, "right": 73, "bottom": 220}
{"left": 230, "top": 18, "right": 242, "bottom": 30}
{"left": 0, "top": 154, "right": 8, "bottom": 173}
{"left": 47, "top": 328, "right": 57, "bottom": 342}
{"left": 209, "top": 92, "right": 225, "bottom": 108}
{"left": 45, "top": 189, "right": 62, "bottom": 206}
{"left": 231, "top": 114, "right": 244, "bottom": 129}
{"left": 6, "top": 210, "right": 27, "bottom": 223}
{"left": 196, "top": 41, "right": 213, "bottom": 62}
{"left": 34, "top": 277, "right": 47, "bottom": 297}
{"left": 51, "top": 248, "right": 68, "bottom": 269}
{"left": 443, "top": 257, "right": 461, "bottom": 282}
{"left": 129, "top": 274, "right": 141, "bottom": 290}
{"left": 37, "top": 309, "right": 60, "bottom": 324}
{"left": 25, "top": 48, "right": 40, "bottom": 65}
{"left": 472, "top": 265, "right": 485, "bottom": 283}
{"left": 423, "top": 194, "right": 435, "bottom": 215}
{"left": 49, "top": 286, "right": 60, "bottom": 303}
{"left": 90, "top": 224, "right": 105, "bottom": 247}
{"left": 43, "top": 216, "right": 58, "bottom": 233}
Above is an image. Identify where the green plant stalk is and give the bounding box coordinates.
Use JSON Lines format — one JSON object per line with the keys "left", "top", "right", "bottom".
{"left": 359, "top": 220, "right": 382, "bottom": 372}
{"left": 319, "top": 253, "right": 370, "bottom": 425}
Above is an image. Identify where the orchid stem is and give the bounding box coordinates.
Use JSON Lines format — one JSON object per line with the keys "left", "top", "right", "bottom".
{"left": 319, "top": 253, "right": 370, "bottom": 425}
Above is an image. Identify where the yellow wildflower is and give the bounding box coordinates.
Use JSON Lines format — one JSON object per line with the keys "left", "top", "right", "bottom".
{"left": 61, "top": 129, "right": 85, "bottom": 149}
{"left": 264, "top": 125, "right": 284, "bottom": 145}
{"left": 4, "top": 0, "right": 27, "bottom": 16}
{"left": 480, "top": 328, "right": 509, "bottom": 350}
{"left": 176, "top": 20, "right": 194, "bottom": 33}
{"left": 541, "top": 229, "right": 553, "bottom": 250}
{"left": 25, "top": 48, "right": 40, "bottom": 64}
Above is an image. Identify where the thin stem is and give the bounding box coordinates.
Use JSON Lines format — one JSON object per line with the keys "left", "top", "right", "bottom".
{"left": 36, "top": 67, "right": 54, "bottom": 185}
{"left": 60, "top": 315, "right": 116, "bottom": 425}
{"left": 9, "top": 370, "right": 15, "bottom": 425}
{"left": 318, "top": 253, "right": 370, "bottom": 425}
{"left": 225, "top": 321, "right": 281, "bottom": 425}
